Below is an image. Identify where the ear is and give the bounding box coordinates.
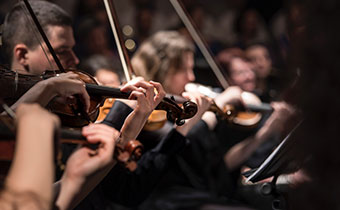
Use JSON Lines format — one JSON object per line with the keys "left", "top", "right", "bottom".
{"left": 13, "top": 44, "right": 29, "bottom": 67}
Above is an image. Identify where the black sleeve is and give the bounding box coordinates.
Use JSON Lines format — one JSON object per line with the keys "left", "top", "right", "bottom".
{"left": 180, "top": 120, "right": 218, "bottom": 168}
{"left": 101, "top": 100, "right": 133, "bottom": 130}
{"left": 101, "top": 128, "right": 188, "bottom": 207}
{"left": 179, "top": 120, "right": 240, "bottom": 197}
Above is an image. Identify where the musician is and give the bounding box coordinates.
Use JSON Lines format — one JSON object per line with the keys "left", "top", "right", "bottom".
{"left": 0, "top": 103, "right": 118, "bottom": 210}
{"left": 130, "top": 30, "right": 297, "bottom": 210}
{"left": 129, "top": 30, "right": 241, "bottom": 209}
{"left": 245, "top": 43, "right": 283, "bottom": 102}
{"left": 1, "top": 1, "right": 211, "bottom": 209}
{"left": 2, "top": 0, "right": 90, "bottom": 111}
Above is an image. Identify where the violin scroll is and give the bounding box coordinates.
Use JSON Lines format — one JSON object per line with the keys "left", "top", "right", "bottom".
{"left": 114, "top": 140, "right": 143, "bottom": 172}
{"left": 156, "top": 96, "right": 198, "bottom": 126}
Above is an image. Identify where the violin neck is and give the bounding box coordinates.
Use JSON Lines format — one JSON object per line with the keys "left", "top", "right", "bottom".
{"left": 165, "top": 94, "right": 187, "bottom": 104}
{"left": 85, "top": 84, "right": 130, "bottom": 99}
{"left": 246, "top": 103, "right": 273, "bottom": 113}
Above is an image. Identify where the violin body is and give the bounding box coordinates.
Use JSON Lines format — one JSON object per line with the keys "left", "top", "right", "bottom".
{"left": 0, "top": 67, "right": 198, "bottom": 127}
{"left": 96, "top": 98, "right": 116, "bottom": 122}
{"left": 186, "top": 83, "right": 272, "bottom": 129}
{"left": 222, "top": 92, "right": 264, "bottom": 129}
{"left": 49, "top": 70, "right": 104, "bottom": 127}
{"left": 0, "top": 114, "right": 144, "bottom": 176}
{"left": 0, "top": 68, "right": 105, "bottom": 127}
{"left": 143, "top": 110, "right": 167, "bottom": 131}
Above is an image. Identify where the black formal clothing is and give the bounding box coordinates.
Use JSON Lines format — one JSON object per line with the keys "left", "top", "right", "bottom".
{"left": 137, "top": 120, "right": 242, "bottom": 210}
{"left": 74, "top": 101, "right": 189, "bottom": 210}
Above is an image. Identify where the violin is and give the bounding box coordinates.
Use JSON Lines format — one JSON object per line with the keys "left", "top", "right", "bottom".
{"left": 169, "top": 0, "right": 274, "bottom": 129}
{"left": 0, "top": 114, "right": 143, "bottom": 178}
{"left": 185, "top": 83, "right": 273, "bottom": 128}
{"left": 95, "top": 0, "right": 198, "bottom": 130}
{"left": 0, "top": 67, "right": 197, "bottom": 127}
{"left": 15, "top": 0, "right": 197, "bottom": 128}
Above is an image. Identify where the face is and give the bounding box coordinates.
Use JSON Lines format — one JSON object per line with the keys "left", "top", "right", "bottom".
{"left": 25, "top": 25, "right": 79, "bottom": 75}
{"left": 229, "top": 57, "right": 256, "bottom": 92}
{"left": 87, "top": 26, "right": 109, "bottom": 55}
{"left": 164, "top": 51, "right": 195, "bottom": 95}
{"left": 95, "top": 69, "right": 120, "bottom": 87}
{"left": 246, "top": 46, "right": 272, "bottom": 79}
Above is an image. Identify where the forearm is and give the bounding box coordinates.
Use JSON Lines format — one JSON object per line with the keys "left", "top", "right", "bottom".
{"left": 55, "top": 163, "right": 115, "bottom": 210}
{"left": 224, "top": 128, "right": 268, "bottom": 170}
{"left": 120, "top": 109, "right": 150, "bottom": 143}
{"left": 5, "top": 116, "right": 55, "bottom": 203}
{"left": 10, "top": 81, "right": 56, "bottom": 110}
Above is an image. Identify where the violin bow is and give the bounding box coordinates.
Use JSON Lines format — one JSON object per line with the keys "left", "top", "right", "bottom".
{"left": 169, "top": 0, "right": 229, "bottom": 89}
{"left": 103, "top": 0, "right": 134, "bottom": 82}
{"left": 21, "top": 0, "right": 66, "bottom": 73}
{"left": 102, "top": 0, "right": 198, "bottom": 125}
{"left": 0, "top": 99, "right": 16, "bottom": 132}
{"left": 20, "top": 0, "right": 90, "bottom": 122}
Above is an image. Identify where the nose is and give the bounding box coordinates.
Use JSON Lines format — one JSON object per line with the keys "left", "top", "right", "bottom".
{"left": 65, "top": 50, "right": 79, "bottom": 68}
{"left": 71, "top": 51, "right": 80, "bottom": 66}
{"left": 187, "top": 68, "right": 195, "bottom": 82}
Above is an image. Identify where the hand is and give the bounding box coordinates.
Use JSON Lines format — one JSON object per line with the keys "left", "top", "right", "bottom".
{"left": 121, "top": 80, "right": 165, "bottom": 115}
{"left": 176, "top": 92, "right": 213, "bottom": 136}
{"left": 119, "top": 80, "right": 166, "bottom": 142}
{"left": 56, "top": 124, "right": 119, "bottom": 210}
{"left": 182, "top": 91, "right": 212, "bottom": 117}
{"left": 63, "top": 124, "right": 118, "bottom": 184}
{"left": 257, "top": 101, "right": 296, "bottom": 140}
{"left": 214, "top": 86, "right": 243, "bottom": 109}
{"left": 45, "top": 72, "right": 90, "bottom": 113}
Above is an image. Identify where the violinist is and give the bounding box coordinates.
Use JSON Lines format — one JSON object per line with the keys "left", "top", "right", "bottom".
{"left": 216, "top": 49, "right": 295, "bottom": 168}
{"left": 129, "top": 30, "right": 296, "bottom": 210}
{"left": 0, "top": 103, "right": 119, "bottom": 210}
{"left": 2, "top": 0, "right": 90, "bottom": 112}
{"left": 128, "top": 30, "right": 245, "bottom": 209}
{"left": 2, "top": 2, "right": 208, "bottom": 210}
{"left": 245, "top": 43, "right": 284, "bottom": 103}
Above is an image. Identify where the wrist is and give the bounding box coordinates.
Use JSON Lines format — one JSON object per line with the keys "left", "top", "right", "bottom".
{"left": 55, "top": 176, "right": 84, "bottom": 210}
{"left": 135, "top": 105, "right": 153, "bottom": 118}
{"left": 132, "top": 108, "right": 151, "bottom": 125}
{"left": 61, "top": 174, "right": 84, "bottom": 193}
{"left": 41, "top": 79, "right": 58, "bottom": 99}
{"left": 201, "top": 111, "right": 217, "bottom": 130}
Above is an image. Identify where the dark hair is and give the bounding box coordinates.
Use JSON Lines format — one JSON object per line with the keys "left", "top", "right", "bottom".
{"left": 81, "top": 55, "right": 123, "bottom": 82}
{"left": 2, "top": 0, "right": 72, "bottom": 63}
{"left": 216, "top": 47, "right": 247, "bottom": 77}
